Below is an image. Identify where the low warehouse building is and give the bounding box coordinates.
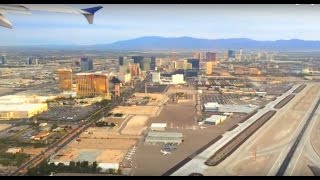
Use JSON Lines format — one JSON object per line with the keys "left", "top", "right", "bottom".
{"left": 0, "top": 103, "right": 48, "bottom": 120}
{"left": 145, "top": 131, "right": 183, "bottom": 145}
{"left": 203, "top": 102, "right": 220, "bottom": 112}
{"left": 150, "top": 123, "right": 167, "bottom": 131}
{"left": 218, "top": 104, "right": 258, "bottom": 114}
{"left": 204, "top": 115, "right": 227, "bottom": 125}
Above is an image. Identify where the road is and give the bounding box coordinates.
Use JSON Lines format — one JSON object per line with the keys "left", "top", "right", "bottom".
{"left": 7, "top": 79, "right": 147, "bottom": 176}
{"left": 170, "top": 84, "right": 300, "bottom": 176}
{"left": 285, "top": 101, "right": 320, "bottom": 176}
{"left": 199, "top": 83, "right": 320, "bottom": 176}
{"left": 277, "top": 97, "right": 320, "bottom": 176}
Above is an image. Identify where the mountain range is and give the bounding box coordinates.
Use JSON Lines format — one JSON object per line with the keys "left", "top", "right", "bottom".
{"left": 91, "top": 36, "right": 320, "bottom": 51}
{"left": 4, "top": 36, "right": 320, "bottom": 51}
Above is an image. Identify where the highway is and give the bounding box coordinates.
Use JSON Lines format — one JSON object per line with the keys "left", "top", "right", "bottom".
{"left": 7, "top": 79, "right": 146, "bottom": 176}
{"left": 170, "top": 84, "right": 300, "bottom": 176}
{"left": 276, "top": 97, "right": 320, "bottom": 176}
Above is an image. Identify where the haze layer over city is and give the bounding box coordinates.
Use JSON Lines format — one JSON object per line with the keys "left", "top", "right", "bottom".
{"left": 0, "top": 4, "right": 320, "bottom": 176}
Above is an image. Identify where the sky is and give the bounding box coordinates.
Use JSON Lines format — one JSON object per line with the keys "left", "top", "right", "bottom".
{"left": 1, "top": 4, "right": 320, "bottom": 45}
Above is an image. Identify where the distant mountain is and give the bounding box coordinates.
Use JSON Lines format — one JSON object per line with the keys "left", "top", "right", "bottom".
{"left": 93, "top": 36, "right": 320, "bottom": 51}
{"left": 2, "top": 36, "right": 320, "bottom": 51}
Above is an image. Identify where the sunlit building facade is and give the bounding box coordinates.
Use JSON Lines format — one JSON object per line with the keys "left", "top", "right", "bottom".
{"left": 76, "top": 73, "right": 109, "bottom": 97}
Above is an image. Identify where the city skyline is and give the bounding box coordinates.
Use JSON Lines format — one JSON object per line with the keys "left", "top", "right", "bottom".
{"left": 2, "top": 4, "right": 320, "bottom": 45}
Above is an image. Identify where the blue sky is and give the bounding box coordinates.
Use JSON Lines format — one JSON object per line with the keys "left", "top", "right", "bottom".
{"left": 1, "top": 4, "right": 320, "bottom": 45}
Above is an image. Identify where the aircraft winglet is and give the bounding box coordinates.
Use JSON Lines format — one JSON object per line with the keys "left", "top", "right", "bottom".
{"left": 81, "top": 6, "right": 103, "bottom": 24}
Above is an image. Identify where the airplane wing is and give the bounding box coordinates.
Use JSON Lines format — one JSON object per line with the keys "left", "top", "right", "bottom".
{"left": 0, "top": 4, "right": 103, "bottom": 29}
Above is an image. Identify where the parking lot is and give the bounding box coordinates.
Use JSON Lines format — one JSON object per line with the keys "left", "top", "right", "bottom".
{"left": 201, "top": 94, "right": 241, "bottom": 104}
{"left": 138, "top": 85, "right": 168, "bottom": 93}
{"left": 38, "top": 105, "right": 100, "bottom": 122}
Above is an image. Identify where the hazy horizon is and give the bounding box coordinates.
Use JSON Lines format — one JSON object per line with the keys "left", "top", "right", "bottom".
{"left": 2, "top": 4, "right": 320, "bottom": 46}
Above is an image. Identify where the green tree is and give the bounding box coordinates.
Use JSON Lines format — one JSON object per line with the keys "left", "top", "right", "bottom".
{"left": 69, "top": 161, "right": 76, "bottom": 172}
{"left": 92, "top": 161, "right": 98, "bottom": 173}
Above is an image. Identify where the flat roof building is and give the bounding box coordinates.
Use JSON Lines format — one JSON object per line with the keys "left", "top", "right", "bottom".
{"left": 204, "top": 115, "right": 227, "bottom": 125}
{"left": 150, "top": 123, "right": 167, "bottom": 131}
{"left": 0, "top": 103, "right": 48, "bottom": 120}
{"left": 145, "top": 131, "right": 183, "bottom": 145}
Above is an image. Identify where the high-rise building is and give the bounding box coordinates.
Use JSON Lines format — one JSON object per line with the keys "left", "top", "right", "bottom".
{"left": 119, "top": 65, "right": 129, "bottom": 74}
{"left": 132, "top": 56, "right": 144, "bottom": 70}
{"left": 0, "top": 55, "right": 6, "bottom": 65}
{"left": 239, "top": 48, "right": 243, "bottom": 61}
{"left": 150, "top": 56, "right": 156, "bottom": 70}
{"left": 228, "top": 50, "right": 236, "bottom": 59}
{"left": 142, "top": 58, "right": 151, "bottom": 71}
{"left": 205, "top": 62, "right": 213, "bottom": 75}
{"left": 170, "top": 52, "right": 179, "bottom": 61}
{"left": 58, "top": 69, "right": 73, "bottom": 91}
{"left": 80, "top": 58, "right": 93, "bottom": 72}
{"left": 119, "top": 56, "right": 130, "bottom": 66}
{"left": 187, "top": 58, "right": 200, "bottom": 69}
{"left": 130, "top": 63, "right": 140, "bottom": 77}
{"left": 185, "top": 63, "right": 193, "bottom": 69}
{"left": 26, "top": 58, "right": 33, "bottom": 65}
{"left": 119, "top": 56, "right": 124, "bottom": 66}
{"left": 152, "top": 72, "right": 161, "bottom": 83}
{"left": 76, "top": 73, "right": 109, "bottom": 97}
{"left": 205, "top": 52, "right": 216, "bottom": 61}
{"left": 193, "top": 52, "right": 202, "bottom": 60}
{"left": 175, "top": 60, "right": 185, "bottom": 70}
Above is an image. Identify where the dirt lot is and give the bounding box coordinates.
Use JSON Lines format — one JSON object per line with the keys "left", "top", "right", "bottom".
{"left": 96, "top": 149, "right": 127, "bottom": 163}
{"left": 132, "top": 102, "right": 250, "bottom": 176}
{"left": 121, "top": 116, "right": 149, "bottom": 136}
{"left": 0, "top": 124, "right": 11, "bottom": 131}
{"left": 133, "top": 93, "right": 168, "bottom": 106}
{"left": 23, "top": 148, "right": 45, "bottom": 156}
{"left": 54, "top": 138, "right": 137, "bottom": 164}
{"left": 247, "top": 76, "right": 303, "bottom": 82}
{"left": 111, "top": 106, "right": 160, "bottom": 116}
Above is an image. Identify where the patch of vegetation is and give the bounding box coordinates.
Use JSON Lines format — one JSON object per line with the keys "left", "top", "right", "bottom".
{"left": 113, "top": 113, "right": 124, "bottom": 117}
{"left": 0, "top": 152, "right": 30, "bottom": 166}
{"left": 95, "top": 121, "right": 116, "bottom": 127}
{"left": 27, "top": 160, "right": 121, "bottom": 176}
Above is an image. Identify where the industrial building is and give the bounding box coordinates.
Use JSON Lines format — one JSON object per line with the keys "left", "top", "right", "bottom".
{"left": 76, "top": 73, "right": 109, "bottom": 97}
{"left": 217, "top": 104, "right": 258, "bottom": 114}
{"left": 203, "top": 102, "right": 220, "bottom": 112}
{"left": 204, "top": 115, "right": 227, "bottom": 125}
{"left": 58, "top": 69, "right": 73, "bottom": 91}
{"left": 150, "top": 123, "right": 167, "bottom": 131}
{"left": 145, "top": 131, "right": 183, "bottom": 145}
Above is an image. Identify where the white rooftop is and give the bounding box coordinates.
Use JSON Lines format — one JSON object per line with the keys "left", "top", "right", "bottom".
{"left": 0, "top": 103, "right": 47, "bottom": 112}
{"left": 204, "top": 115, "right": 227, "bottom": 123}
{"left": 151, "top": 123, "right": 167, "bottom": 128}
